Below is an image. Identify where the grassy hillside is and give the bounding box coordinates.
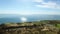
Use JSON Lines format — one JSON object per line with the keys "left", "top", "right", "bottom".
{"left": 0, "top": 20, "right": 60, "bottom": 34}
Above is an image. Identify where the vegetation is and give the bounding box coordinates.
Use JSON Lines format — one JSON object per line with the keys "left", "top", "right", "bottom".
{"left": 0, "top": 20, "right": 60, "bottom": 34}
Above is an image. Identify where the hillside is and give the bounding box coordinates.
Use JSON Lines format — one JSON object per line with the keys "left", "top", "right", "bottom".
{"left": 0, "top": 20, "right": 60, "bottom": 34}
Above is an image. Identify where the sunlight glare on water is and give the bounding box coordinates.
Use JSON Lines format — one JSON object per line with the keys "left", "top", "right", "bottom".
{"left": 20, "top": 17, "right": 27, "bottom": 22}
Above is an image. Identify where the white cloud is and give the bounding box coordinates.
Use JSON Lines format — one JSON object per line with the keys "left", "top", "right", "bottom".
{"left": 36, "top": 2, "right": 57, "bottom": 8}
{"left": 34, "top": 0, "right": 60, "bottom": 9}
{"left": 16, "top": 0, "right": 60, "bottom": 9}
{"left": 21, "top": 0, "right": 28, "bottom": 1}
{"left": 17, "top": 0, "right": 31, "bottom": 2}
{"left": 0, "top": 10, "right": 60, "bottom": 15}
{"left": 33, "top": 0, "right": 44, "bottom": 2}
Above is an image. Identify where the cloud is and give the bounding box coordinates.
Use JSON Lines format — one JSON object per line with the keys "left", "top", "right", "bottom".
{"left": 17, "top": 0, "right": 31, "bottom": 2}
{"left": 36, "top": 2, "right": 57, "bottom": 8}
{"left": 0, "top": 10, "right": 60, "bottom": 15}
{"left": 34, "top": 0, "right": 60, "bottom": 9}
{"left": 16, "top": 0, "right": 60, "bottom": 9}
{"left": 33, "top": 0, "right": 43, "bottom": 2}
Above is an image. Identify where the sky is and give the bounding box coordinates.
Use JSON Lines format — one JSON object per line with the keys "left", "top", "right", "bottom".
{"left": 0, "top": 0, "right": 60, "bottom": 15}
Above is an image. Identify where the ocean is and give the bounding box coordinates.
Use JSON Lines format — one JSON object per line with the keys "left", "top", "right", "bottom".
{"left": 0, "top": 14, "right": 60, "bottom": 24}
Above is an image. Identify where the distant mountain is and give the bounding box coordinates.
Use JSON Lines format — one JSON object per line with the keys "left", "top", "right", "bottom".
{"left": 0, "top": 14, "right": 60, "bottom": 24}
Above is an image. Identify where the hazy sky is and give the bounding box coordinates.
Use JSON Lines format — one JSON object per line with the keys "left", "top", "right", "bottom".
{"left": 0, "top": 0, "right": 60, "bottom": 15}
